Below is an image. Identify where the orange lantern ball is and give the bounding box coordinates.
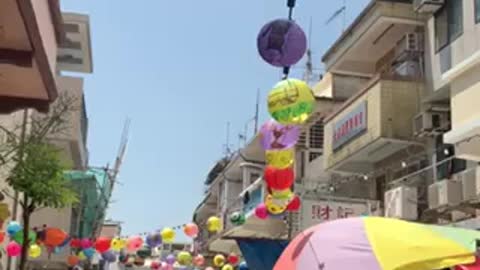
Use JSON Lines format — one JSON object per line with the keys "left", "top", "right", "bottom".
{"left": 183, "top": 223, "right": 199, "bottom": 238}
{"left": 67, "top": 255, "right": 80, "bottom": 266}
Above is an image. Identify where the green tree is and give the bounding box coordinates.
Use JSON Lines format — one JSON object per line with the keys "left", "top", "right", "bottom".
{"left": 0, "top": 94, "right": 79, "bottom": 270}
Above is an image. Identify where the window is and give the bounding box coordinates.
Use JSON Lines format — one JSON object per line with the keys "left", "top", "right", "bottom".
{"left": 64, "top": 23, "right": 80, "bottom": 33}
{"left": 435, "top": 0, "right": 463, "bottom": 51}
{"left": 476, "top": 0, "right": 480, "bottom": 23}
{"left": 309, "top": 119, "right": 324, "bottom": 149}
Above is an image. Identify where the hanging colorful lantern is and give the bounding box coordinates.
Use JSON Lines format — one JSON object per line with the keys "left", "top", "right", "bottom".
{"left": 134, "top": 256, "right": 145, "bottom": 266}
{"left": 239, "top": 261, "right": 249, "bottom": 270}
{"left": 127, "top": 236, "right": 143, "bottom": 252}
{"left": 183, "top": 223, "right": 199, "bottom": 238}
{"left": 207, "top": 216, "right": 222, "bottom": 233}
{"left": 159, "top": 262, "right": 170, "bottom": 270}
{"left": 193, "top": 254, "right": 205, "bottom": 267}
{"left": 286, "top": 195, "right": 301, "bottom": 211}
{"left": 111, "top": 237, "right": 126, "bottom": 251}
{"left": 0, "top": 231, "right": 5, "bottom": 244}
{"left": 264, "top": 166, "right": 294, "bottom": 190}
{"left": 205, "top": 267, "right": 215, "bottom": 270}
{"left": 102, "top": 251, "right": 117, "bottom": 263}
{"left": 160, "top": 228, "right": 176, "bottom": 244}
{"left": 146, "top": 232, "right": 162, "bottom": 248}
{"left": 257, "top": 19, "right": 307, "bottom": 67}
{"left": 255, "top": 203, "right": 269, "bottom": 220}
{"left": 78, "top": 251, "right": 87, "bottom": 261}
{"left": 6, "top": 241, "right": 21, "bottom": 257}
{"left": 42, "top": 228, "right": 68, "bottom": 247}
{"left": 28, "top": 244, "right": 42, "bottom": 258}
{"left": 94, "top": 237, "right": 111, "bottom": 253}
{"left": 265, "top": 194, "right": 288, "bottom": 215}
{"left": 267, "top": 79, "right": 315, "bottom": 125}
{"left": 213, "top": 254, "right": 226, "bottom": 267}
{"left": 271, "top": 188, "right": 294, "bottom": 200}
{"left": 265, "top": 149, "right": 294, "bottom": 169}
{"left": 6, "top": 221, "right": 21, "bottom": 236}
{"left": 70, "top": 238, "right": 82, "bottom": 248}
{"left": 177, "top": 251, "right": 192, "bottom": 266}
{"left": 227, "top": 253, "right": 239, "bottom": 265}
{"left": 229, "top": 211, "right": 246, "bottom": 226}
{"left": 12, "top": 229, "right": 36, "bottom": 245}
{"left": 83, "top": 248, "right": 96, "bottom": 259}
{"left": 150, "top": 260, "right": 161, "bottom": 270}
{"left": 222, "top": 264, "right": 234, "bottom": 270}
{"left": 67, "top": 255, "right": 80, "bottom": 266}
{"left": 80, "top": 238, "right": 93, "bottom": 249}
{"left": 260, "top": 120, "right": 300, "bottom": 150}
{"left": 166, "top": 254, "right": 176, "bottom": 265}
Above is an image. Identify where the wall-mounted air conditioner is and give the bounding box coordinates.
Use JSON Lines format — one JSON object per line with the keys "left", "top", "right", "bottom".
{"left": 384, "top": 186, "right": 418, "bottom": 220}
{"left": 460, "top": 167, "right": 480, "bottom": 201}
{"left": 414, "top": 0, "right": 444, "bottom": 14}
{"left": 428, "top": 180, "right": 463, "bottom": 209}
{"left": 413, "top": 110, "right": 450, "bottom": 136}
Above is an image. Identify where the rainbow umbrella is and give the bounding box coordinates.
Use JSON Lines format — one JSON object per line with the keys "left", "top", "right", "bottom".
{"left": 274, "top": 217, "right": 480, "bottom": 270}
{"left": 456, "top": 258, "right": 480, "bottom": 270}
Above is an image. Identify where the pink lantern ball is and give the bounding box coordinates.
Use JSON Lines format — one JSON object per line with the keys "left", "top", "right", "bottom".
{"left": 6, "top": 241, "right": 21, "bottom": 257}
{"left": 183, "top": 223, "right": 199, "bottom": 238}
{"left": 150, "top": 261, "right": 161, "bottom": 270}
{"left": 159, "top": 262, "right": 169, "bottom": 270}
{"left": 80, "top": 238, "right": 93, "bottom": 249}
{"left": 255, "top": 203, "right": 269, "bottom": 220}
{"left": 127, "top": 236, "right": 143, "bottom": 252}
{"left": 205, "top": 267, "right": 215, "bottom": 270}
{"left": 193, "top": 254, "right": 205, "bottom": 266}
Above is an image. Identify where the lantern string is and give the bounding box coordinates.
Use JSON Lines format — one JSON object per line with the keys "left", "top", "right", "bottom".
{"left": 282, "top": 0, "right": 296, "bottom": 79}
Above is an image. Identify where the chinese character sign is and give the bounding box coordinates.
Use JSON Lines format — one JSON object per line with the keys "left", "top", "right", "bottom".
{"left": 302, "top": 199, "right": 369, "bottom": 229}
{"left": 332, "top": 101, "right": 367, "bottom": 150}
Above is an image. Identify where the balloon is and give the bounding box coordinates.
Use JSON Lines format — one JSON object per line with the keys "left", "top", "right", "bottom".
{"left": 265, "top": 149, "right": 294, "bottom": 169}
{"left": 146, "top": 232, "right": 162, "bottom": 247}
{"left": 44, "top": 228, "right": 68, "bottom": 247}
{"left": 95, "top": 237, "right": 111, "bottom": 253}
{"left": 6, "top": 221, "right": 21, "bottom": 236}
{"left": 213, "top": 254, "right": 226, "bottom": 267}
{"left": 257, "top": 19, "right": 307, "bottom": 67}
{"left": 70, "top": 238, "right": 81, "bottom": 248}
{"left": 183, "top": 223, "right": 199, "bottom": 238}
{"left": 177, "top": 251, "right": 192, "bottom": 266}
{"left": 166, "top": 254, "right": 176, "bottom": 265}
{"left": 205, "top": 267, "right": 215, "bottom": 270}
{"left": 102, "top": 251, "right": 117, "bottom": 263}
{"left": 239, "top": 261, "right": 249, "bottom": 270}
{"left": 260, "top": 120, "right": 300, "bottom": 150}
{"left": 6, "top": 241, "right": 21, "bottom": 257}
{"left": 264, "top": 166, "right": 294, "bottom": 190}
{"left": 127, "top": 236, "right": 143, "bottom": 252}
{"left": 28, "top": 244, "right": 42, "bottom": 258}
{"left": 78, "top": 251, "right": 87, "bottom": 261}
{"left": 159, "top": 262, "right": 170, "bottom": 270}
{"left": 227, "top": 253, "right": 239, "bottom": 265}
{"left": 111, "top": 237, "right": 126, "bottom": 251}
{"left": 222, "top": 264, "right": 234, "bottom": 270}
{"left": 83, "top": 248, "right": 96, "bottom": 258}
{"left": 67, "top": 255, "right": 80, "bottom": 266}
{"left": 150, "top": 260, "right": 161, "bottom": 270}
{"left": 207, "top": 216, "right": 222, "bottom": 233}
{"left": 229, "top": 211, "right": 246, "bottom": 226}
{"left": 13, "top": 230, "right": 36, "bottom": 245}
{"left": 267, "top": 79, "right": 315, "bottom": 125}
{"left": 0, "top": 231, "right": 5, "bottom": 244}
{"left": 255, "top": 203, "right": 269, "bottom": 220}
{"left": 80, "top": 238, "right": 93, "bottom": 249}
{"left": 193, "top": 254, "right": 205, "bottom": 267}
{"left": 286, "top": 195, "right": 301, "bottom": 211}
{"left": 160, "top": 228, "right": 175, "bottom": 244}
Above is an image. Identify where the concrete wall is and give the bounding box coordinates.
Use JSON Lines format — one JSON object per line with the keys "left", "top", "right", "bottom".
{"left": 450, "top": 64, "right": 480, "bottom": 128}
{"left": 31, "top": 0, "right": 58, "bottom": 76}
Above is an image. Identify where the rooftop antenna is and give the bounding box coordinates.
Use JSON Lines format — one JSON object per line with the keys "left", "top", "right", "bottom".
{"left": 253, "top": 88, "right": 259, "bottom": 135}
{"left": 223, "top": 122, "right": 233, "bottom": 157}
{"left": 303, "top": 17, "right": 314, "bottom": 85}
{"left": 326, "top": 0, "right": 347, "bottom": 32}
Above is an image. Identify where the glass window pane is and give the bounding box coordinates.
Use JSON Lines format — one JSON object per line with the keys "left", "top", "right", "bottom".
{"left": 476, "top": 0, "right": 480, "bottom": 23}
{"left": 448, "top": 0, "right": 463, "bottom": 40}
{"left": 435, "top": 7, "right": 448, "bottom": 50}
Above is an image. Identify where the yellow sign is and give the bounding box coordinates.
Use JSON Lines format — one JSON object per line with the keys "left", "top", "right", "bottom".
{"left": 267, "top": 79, "right": 315, "bottom": 125}
{"left": 265, "top": 149, "right": 294, "bottom": 169}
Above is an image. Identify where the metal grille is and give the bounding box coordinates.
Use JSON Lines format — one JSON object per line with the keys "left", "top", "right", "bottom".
{"left": 309, "top": 151, "right": 322, "bottom": 162}
{"left": 309, "top": 119, "right": 324, "bottom": 149}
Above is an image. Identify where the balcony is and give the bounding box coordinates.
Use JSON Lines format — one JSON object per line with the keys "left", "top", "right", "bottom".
{"left": 322, "top": 0, "right": 426, "bottom": 77}
{"left": 323, "top": 75, "right": 423, "bottom": 174}
{"left": 48, "top": 76, "right": 88, "bottom": 169}
{"left": 0, "top": 0, "right": 64, "bottom": 113}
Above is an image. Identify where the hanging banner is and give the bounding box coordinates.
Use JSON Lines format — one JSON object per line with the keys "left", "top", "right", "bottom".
{"left": 333, "top": 101, "right": 367, "bottom": 151}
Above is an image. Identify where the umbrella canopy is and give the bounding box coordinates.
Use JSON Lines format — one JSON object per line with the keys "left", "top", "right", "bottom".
{"left": 274, "top": 217, "right": 480, "bottom": 270}
{"left": 456, "top": 258, "right": 480, "bottom": 270}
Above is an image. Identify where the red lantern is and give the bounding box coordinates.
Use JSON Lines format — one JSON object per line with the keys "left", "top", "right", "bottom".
{"left": 286, "top": 196, "right": 301, "bottom": 212}
{"left": 227, "top": 253, "right": 239, "bottom": 265}
{"left": 264, "top": 166, "right": 294, "bottom": 190}
{"left": 67, "top": 255, "right": 80, "bottom": 266}
{"left": 0, "top": 232, "right": 5, "bottom": 244}
{"left": 70, "top": 238, "right": 81, "bottom": 248}
{"left": 95, "top": 237, "right": 111, "bottom": 253}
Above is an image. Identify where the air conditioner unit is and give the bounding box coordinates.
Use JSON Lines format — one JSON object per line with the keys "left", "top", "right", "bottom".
{"left": 428, "top": 180, "right": 463, "bottom": 209}
{"left": 414, "top": 0, "right": 444, "bottom": 14}
{"left": 460, "top": 167, "right": 480, "bottom": 201}
{"left": 384, "top": 186, "right": 418, "bottom": 220}
{"left": 413, "top": 111, "right": 450, "bottom": 136}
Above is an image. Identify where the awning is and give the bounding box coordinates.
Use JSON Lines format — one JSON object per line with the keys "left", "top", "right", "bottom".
{"left": 236, "top": 239, "right": 289, "bottom": 270}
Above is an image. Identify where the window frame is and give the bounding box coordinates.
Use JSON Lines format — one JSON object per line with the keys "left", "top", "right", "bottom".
{"left": 434, "top": 0, "right": 464, "bottom": 52}
{"left": 476, "top": 0, "right": 480, "bottom": 24}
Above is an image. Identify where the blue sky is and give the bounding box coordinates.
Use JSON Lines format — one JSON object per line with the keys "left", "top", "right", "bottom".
{"left": 59, "top": 0, "right": 370, "bottom": 238}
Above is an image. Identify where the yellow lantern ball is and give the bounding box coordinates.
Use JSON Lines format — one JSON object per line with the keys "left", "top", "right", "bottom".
{"left": 78, "top": 251, "right": 87, "bottom": 261}
{"left": 177, "top": 251, "right": 192, "bottom": 266}
{"left": 111, "top": 237, "right": 126, "bottom": 251}
{"left": 271, "top": 189, "right": 293, "bottom": 200}
{"left": 207, "top": 216, "right": 222, "bottom": 233}
{"left": 161, "top": 227, "right": 176, "bottom": 244}
{"left": 267, "top": 78, "right": 315, "bottom": 125}
{"left": 265, "top": 195, "right": 287, "bottom": 215}
{"left": 265, "top": 149, "right": 294, "bottom": 169}
{"left": 222, "top": 264, "right": 234, "bottom": 270}
{"left": 28, "top": 244, "right": 42, "bottom": 258}
{"left": 213, "top": 254, "right": 226, "bottom": 267}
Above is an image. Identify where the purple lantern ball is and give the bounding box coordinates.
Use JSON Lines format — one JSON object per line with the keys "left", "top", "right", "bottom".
{"left": 146, "top": 232, "right": 162, "bottom": 248}
{"left": 257, "top": 19, "right": 307, "bottom": 67}
{"left": 260, "top": 119, "right": 300, "bottom": 150}
{"left": 102, "top": 251, "right": 117, "bottom": 263}
{"left": 166, "top": 254, "right": 176, "bottom": 265}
